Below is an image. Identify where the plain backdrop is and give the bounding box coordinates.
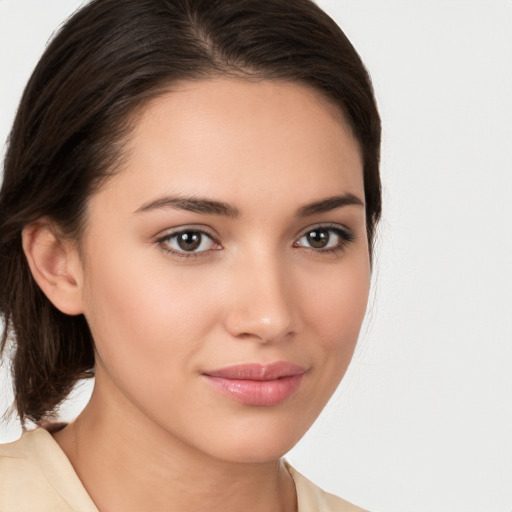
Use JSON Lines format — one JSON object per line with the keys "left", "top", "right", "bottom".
{"left": 1, "top": 1, "right": 511, "bottom": 511}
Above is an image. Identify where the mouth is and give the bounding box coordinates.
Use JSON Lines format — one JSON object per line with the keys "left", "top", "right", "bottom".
{"left": 203, "top": 362, "right": 306, "bottom": 406}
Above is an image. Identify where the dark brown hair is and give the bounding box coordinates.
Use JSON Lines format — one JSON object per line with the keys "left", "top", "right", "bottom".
{"left": 0, "top": 0, "right": 381, "bottom": 426}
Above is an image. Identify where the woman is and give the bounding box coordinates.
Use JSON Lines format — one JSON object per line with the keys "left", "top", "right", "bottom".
{"left": 0, "top": 0, "right": 381, "bottom": 510}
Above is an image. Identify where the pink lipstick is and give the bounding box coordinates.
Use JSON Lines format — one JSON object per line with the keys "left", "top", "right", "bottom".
{"left": 203, "top": 362, "right": 306, "bottom": 406}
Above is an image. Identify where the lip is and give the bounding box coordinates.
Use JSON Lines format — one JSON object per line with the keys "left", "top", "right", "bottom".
{"left": 203, "top": 362, "right": 306, "bottom": 407}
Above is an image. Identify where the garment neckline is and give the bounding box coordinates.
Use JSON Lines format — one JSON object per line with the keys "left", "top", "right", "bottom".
{"left": 22, "top": 428, "right": 99, "bottom": 511}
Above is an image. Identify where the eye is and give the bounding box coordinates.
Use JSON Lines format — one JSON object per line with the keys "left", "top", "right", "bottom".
{"left": 158, "top": 229, "right": 220, "bottom": 255}
{"left": 294, "top": 225, "right": 354, "bottom": 252}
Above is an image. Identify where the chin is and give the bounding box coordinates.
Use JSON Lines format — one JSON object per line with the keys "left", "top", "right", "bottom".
{"left": 200, "top": 417, "right": 311, "bottom": 464}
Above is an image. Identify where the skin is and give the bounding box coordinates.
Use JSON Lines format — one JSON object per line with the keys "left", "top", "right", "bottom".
{"left": 27, "top": 78, "right": 370, "bottom": 512}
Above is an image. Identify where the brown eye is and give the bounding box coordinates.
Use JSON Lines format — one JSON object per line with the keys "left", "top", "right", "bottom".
{"left": 294, "top": 225, "right": 354, "bottom": 252}
{"left": 160, "top": 229, "right": 219, "bottom": 255}
{"left": 176, "top": 231, "right": 202, "bottom": 251}
{"left": 306, "top": 229, "right": 330, "bottom": 249}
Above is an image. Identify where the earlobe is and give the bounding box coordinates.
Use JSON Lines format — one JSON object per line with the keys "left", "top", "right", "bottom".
{"left": 22, "top": 220, "right": 85, "bottom": 316}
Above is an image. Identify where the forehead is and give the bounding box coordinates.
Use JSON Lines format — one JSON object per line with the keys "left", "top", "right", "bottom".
{"left": 94, "top": 78, "right": 364, "bottom": 214}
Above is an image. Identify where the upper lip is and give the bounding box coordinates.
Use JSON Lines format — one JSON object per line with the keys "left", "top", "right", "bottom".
{"left": 204, "top": 362, "right": 306, "bottom": 381}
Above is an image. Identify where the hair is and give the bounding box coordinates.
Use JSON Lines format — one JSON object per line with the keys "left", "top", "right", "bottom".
{"left": 0, "top": 0, "right": 381, "bottom": 427}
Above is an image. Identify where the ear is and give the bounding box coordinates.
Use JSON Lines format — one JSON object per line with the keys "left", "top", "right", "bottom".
{"left": 22, "top": 219, "right": 85, "bottom": 315}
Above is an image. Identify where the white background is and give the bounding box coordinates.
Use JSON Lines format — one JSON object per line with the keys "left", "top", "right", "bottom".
{"left": 1, "top": 1, "right": 512, "bottom": 511}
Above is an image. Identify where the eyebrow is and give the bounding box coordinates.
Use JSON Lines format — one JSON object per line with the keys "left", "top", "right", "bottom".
{"left": 135, "top": 196, "right": 240, "bottom": 217}
{"left": 135, "top": 193, "right": 364, "bottom": 217}
{"left": 296, "top": 194, "right": 364, "bottom": 217}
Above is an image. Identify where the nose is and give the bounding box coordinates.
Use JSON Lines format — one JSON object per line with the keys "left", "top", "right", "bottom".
{"left": 223, "top": 255, "right": 298, "bottom": 344}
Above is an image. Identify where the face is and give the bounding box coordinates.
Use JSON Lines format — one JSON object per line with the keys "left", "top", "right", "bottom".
{"left": 77, "top": 78, "right": 370, "bottom": 463}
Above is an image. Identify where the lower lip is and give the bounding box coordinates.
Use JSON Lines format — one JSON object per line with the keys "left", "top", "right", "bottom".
{"left": 204, "top": 374, "right": 304, "bottom": 406}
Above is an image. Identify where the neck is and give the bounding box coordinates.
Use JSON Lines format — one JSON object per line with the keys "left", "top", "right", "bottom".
{"left": 52, "top": 384, "right": 297, "bottom": 512}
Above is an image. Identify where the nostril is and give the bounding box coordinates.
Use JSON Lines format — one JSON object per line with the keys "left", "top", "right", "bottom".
{"left": 224, "top": 307, "right": 295, "bottom": 344}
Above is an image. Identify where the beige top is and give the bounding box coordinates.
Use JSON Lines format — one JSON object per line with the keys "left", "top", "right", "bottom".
{"left": 0, "top": 429, "right": 367, "bottom": 512}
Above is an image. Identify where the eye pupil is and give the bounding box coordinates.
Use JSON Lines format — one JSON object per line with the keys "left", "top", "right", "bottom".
{"left": 177, "top": 231, "right": 201, "bottom": 251}
{"left": 307, "top": 229, "right": 329, "bottom": 249}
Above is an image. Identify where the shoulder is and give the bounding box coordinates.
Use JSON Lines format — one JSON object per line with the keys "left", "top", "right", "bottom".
{"left": 287, "top": 463, "right": 368, "bottom": 512}
{"left": 0, "top": 429, "right": 98, "bottom": 512}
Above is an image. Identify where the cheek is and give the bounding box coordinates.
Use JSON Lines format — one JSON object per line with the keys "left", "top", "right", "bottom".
{"left": 297, "top": 252, "right": 370, "bottom": 392}
{"left": 81, "top": 244, "right": 221, "bottom": 378}
{"left": 302, "top": 257, "right": 370, "bottom": 345}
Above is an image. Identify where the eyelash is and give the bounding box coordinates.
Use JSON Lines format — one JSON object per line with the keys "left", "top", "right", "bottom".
{"left": 293, "top": 224, "right": 355, "bottom": 255}
{"left": 156, "top": 224, "right": 355, "bottom": 259}
{"left": 156, "top": 228, "right": 220, "bottom": 260}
